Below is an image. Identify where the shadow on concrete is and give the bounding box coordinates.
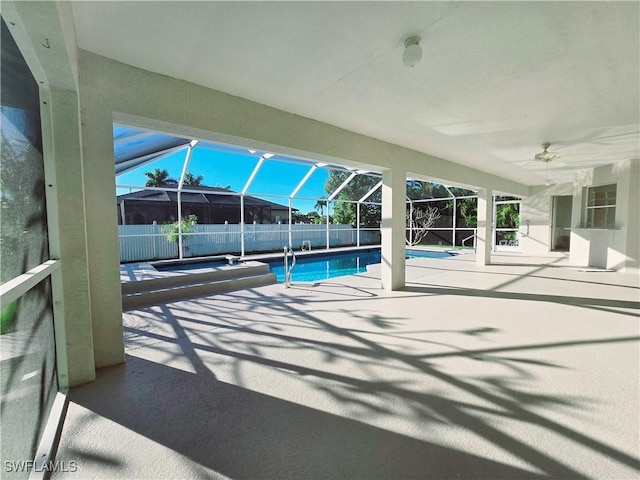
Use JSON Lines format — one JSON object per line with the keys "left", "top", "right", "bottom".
{"left": 401, "top": 285, "right": 639, "bottom": 318}
{"left": 68, "top": 356, "right": 548, "bottom": 480}
{"left": 68, "top": 263, "right": 640, "bottom": 479}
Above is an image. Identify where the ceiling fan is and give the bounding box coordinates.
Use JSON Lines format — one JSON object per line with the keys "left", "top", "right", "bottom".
{"left": 532, "top": 143, "right": 565, "bottom": 186}
{"left": 534, "top": 143, "right": 564, "bottom": 165}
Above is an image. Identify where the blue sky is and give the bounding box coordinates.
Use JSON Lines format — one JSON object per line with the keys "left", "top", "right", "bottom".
{"left": 116, "top": 147, "right": 330, "bottom": 214}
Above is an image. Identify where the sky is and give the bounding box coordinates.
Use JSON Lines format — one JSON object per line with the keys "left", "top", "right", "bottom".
{"left": 115, "top": 146, "right": 331, "bottom": 214}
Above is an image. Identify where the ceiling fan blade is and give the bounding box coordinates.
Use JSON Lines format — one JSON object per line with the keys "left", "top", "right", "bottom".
{"left": 535, "top": 152, "right": 558, "bottom": 161}
{"left": 548, "top": 160, "right": 565, "bottom": 167}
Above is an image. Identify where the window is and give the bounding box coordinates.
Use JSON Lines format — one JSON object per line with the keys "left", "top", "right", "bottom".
{"left": 494, "top": 197, "right": 521, "bottom": 250}
{"left": 585, "top": 184, "right": 616, "bottom": 229}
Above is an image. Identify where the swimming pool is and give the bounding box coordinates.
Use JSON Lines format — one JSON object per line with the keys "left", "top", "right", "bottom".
{"left": 269, "top": 249, "right": 453, "bottom": 282}
{"left": 154, "top": 248, "right": 454, "bottom": 282}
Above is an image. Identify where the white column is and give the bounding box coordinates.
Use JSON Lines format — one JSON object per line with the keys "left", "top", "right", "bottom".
{"left": 79, "top": 96, "right": 125, "bottom": 370}
{"left": 381, "top": 167, "right": 406, "bottom": 290}
{"left": 476, "top": 188, "right": 493, "bottom": 265}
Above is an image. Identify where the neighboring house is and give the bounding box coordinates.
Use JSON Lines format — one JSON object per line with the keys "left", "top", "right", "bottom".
{"left": 117, "top": 184, "right": 295, "bottom": 225}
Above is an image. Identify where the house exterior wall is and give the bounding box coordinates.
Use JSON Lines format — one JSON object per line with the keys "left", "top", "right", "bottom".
{"left": 520, "top": 183, "right": 575, "bottom": 257}
{"left": 570, "top": 159, "right": 639, "bottom": 272}
{"left": 520, "top": 159, "right": 639, "bottom": 272}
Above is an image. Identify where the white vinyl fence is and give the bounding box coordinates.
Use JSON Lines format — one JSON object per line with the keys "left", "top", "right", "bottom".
{"left": 118, "top": 224, "right": 381, "bottom": 262}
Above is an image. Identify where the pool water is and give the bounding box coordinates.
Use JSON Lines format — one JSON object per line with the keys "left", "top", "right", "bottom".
{"left": 270, "top": 249, "right": 453, "bottom": 282}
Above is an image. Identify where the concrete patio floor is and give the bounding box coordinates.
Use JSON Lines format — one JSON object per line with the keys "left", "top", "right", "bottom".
{"left": 54, "top": 253, "right": 639, "bottom": 479}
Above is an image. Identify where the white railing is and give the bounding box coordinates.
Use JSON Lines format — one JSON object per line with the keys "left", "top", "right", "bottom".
{"left": 283, "top": 244, "right": 296, "bottom": 288}
{"left": 118, "top": 223, "right": 381, "bottom": 262}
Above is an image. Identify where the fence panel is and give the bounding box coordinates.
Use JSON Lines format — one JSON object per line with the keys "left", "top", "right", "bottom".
{"left": 187, "top": 224, "right": 241, "bottom": 257}
{"left": 118, "top": 225, "right": 177, "bottom": 262}
{"left": 118, "top": 223, "right": 383, "bottom": 263}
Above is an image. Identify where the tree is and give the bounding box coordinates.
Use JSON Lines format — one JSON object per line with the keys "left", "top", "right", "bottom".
{"left": 291, "top": 212, "right": 306, "bottom": 223}
{"left": 406, "top": 180, "right": 450, "bottom": 200}
{"left": 458, "top": 197, "right": 477, "bottom": 227}
{"left": 314, "top": 197, "right": 327, "bottom": 216}
{"left": 144, "top": 168, "right": 176, "bottom": 187}
{"left": 496, "top": 203, "right": 520, "bottom": 229}
{"left": 324, "top": 171, "right": 381, "bottom": 227}
{"left": 306, "top": 211, "right": 321, "bottom": 224}
{"left": 406, "top": 206, "right": 441, "bottom": 246}
{"left": 184, "top": 172, "right": 204, "bottom": 186}
{"left": 162, "top": 214, "right": 198, "bottom": 256}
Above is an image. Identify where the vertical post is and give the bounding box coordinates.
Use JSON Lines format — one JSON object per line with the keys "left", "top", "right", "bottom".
{"left": 408, "top": 199, "right": 413, "bottom": 246}
{"left": 381, "top": 167, "right": 406, "bottom": 290}
{"left": 177, "top": 193, "right": 183, "bottom": 259}
{"left": 326, "top": 202, "right": 330, "bottom": 249}
{"left": 452, "top": 196, "right": 457, "bottom": 247}
{"left": 288, "top": 198, "right": 293, "bottom": 247}
{"left": 476, "top": 188, "right": 493, "bottom": 265}
{"left": 357, "top": 181, "right": 382, "bottom": 250}
{"left": 493, "top": 198, "right": 498, "bottom": 251}
{"left": 176, "top": 141, "right": 197, "bottom": 260}
{"left": 120, "top": 200, "right": 126, "bottom": 225}
{"left": 240, "top": 194, "right": 245, "bottom": 256}
{"left": 357, "top": 202, "right": 361, "bottom": 247}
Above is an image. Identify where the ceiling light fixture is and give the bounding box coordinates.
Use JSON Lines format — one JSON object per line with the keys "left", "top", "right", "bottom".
{"left": 402, "top": 36, "right": 422, "bottom": 68}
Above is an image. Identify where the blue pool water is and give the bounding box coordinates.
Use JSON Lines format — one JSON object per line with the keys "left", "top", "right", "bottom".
{"left": 270, "top": 249, "right": 453, "bottom": 282}
{"left": 155, "top": 248, "right": 454, "bottom": 282}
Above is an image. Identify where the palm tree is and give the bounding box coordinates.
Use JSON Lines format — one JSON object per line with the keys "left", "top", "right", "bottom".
{"left": 184, "top": 172, "right": 204, "bottom": 186}
{"left": 144, "top": 168, "right": 176, "bottom": 187}
{"left": 315, "top": 196, "right": 327, "bottom": 216}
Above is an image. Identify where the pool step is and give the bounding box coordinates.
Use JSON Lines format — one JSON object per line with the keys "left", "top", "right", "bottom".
{"left": 121, "top": 261, "right": 271, "bottom": 294}
{"left": 122, "top": 262, "right": 276, "bottom": 310}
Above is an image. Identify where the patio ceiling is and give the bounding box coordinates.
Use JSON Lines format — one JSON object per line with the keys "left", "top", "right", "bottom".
{"left": 74, "top": 2, "right": 639, "bottom": 186}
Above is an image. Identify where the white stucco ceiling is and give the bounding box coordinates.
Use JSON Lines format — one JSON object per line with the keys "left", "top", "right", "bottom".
{"left": 71, "top": 1, "right": 639, "bottom": 186}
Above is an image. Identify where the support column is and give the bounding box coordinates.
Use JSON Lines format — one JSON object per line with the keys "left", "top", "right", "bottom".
{"left": 476, "top": 188, "right": 493, "bottom": 266}
{"left": 42, "top": 88, "right": 96, "bottom": 387}
{"left": 381, "top": 167, "right": 406, "bottom": 290}
{"left": 78, "top": 95, "right": 125, "bottom": 370}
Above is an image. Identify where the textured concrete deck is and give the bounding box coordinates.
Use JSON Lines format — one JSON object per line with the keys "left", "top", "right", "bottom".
{"left": 55, "top": 252, "right": 639, "bottom": 479}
